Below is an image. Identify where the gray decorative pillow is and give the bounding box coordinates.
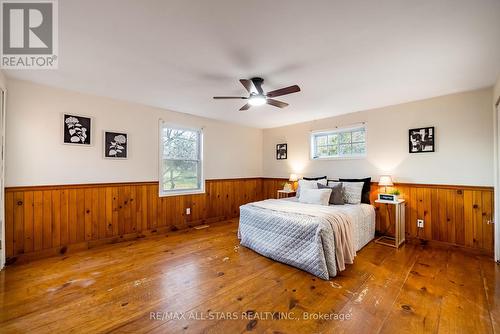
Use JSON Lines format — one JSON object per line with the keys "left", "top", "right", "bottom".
{"left": 317, "top": 182, "right": 344, "bottom": 205}
{"left": 342, "top": 182, "right": 364, "bottom": 204}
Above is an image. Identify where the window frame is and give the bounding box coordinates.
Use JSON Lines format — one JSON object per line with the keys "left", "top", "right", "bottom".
{"left": 158, "top": 121, "right": 205, "bottom": 197}
{"left": 310, "top": 124, "right": 367, "bottom": 160}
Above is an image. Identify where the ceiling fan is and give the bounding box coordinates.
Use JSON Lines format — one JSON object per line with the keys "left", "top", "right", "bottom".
{"left": 213, "top": 77, "right": 301, "bottom": 111}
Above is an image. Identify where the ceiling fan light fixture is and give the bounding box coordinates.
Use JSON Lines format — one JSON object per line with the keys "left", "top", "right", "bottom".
{"left": 213, "top": 78, "right": 300, "bottom": 111}
{"left": 248, "top": 95, "right": 267, "bottom": 106}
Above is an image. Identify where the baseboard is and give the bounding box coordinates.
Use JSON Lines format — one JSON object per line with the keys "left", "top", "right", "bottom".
{"left": 405, "top": 237, "right": 494, "bottom": 257}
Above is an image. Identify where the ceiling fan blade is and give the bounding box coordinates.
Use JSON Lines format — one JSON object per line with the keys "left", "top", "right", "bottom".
{"left": 251, "top": 78, "right": 264, "bottom": 95}
{"left": 266, "top": 99, "right": 289, "bottom": 108}
{"left": 213, "top": 96, "right": 248, "bottom": 99}
{"left": 239, "top": 103, "right": 251, "bottom": 111}
{"left": 239, "top": 79, "right": 254, "bottom": 93}
{"left": 266, "top": 85, "right": 301, "bottom": 98}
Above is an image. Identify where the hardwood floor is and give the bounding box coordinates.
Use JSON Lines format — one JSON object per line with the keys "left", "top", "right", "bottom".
{"left": 0, "top": 219, "right": 498, "bottom": 333}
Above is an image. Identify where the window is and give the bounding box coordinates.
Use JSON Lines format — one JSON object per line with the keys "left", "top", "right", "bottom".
{"left": 159, "top": 122, "right": 204, "bottom": 196}
{"left": 310, "top": 125, "right": 366, "bottom": 159}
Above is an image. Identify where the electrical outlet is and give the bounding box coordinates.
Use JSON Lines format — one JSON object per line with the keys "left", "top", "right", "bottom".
{"left": 417, "top": 219, "right": 424, "bottom": 228}
{"left": 186, "top": 208, "right": 191, "bottom": 215}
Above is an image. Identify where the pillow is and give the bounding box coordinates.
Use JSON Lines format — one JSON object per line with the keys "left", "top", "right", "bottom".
{"left": 303, "top": 176, "right": 327, "bottom": 181}
{"left": 339, "top": 177, "right": 371, "bottom": 204}
{"left": 342, "top": 182, "right": 364, "bottom": 204}
{"left": 317, "top": 182, "right": 344, "bottom": 205}
{"left": 297, "top": 178, "right": 327, "bottom": 198}
{"left": 327, "top": 179, "right": 340, "bottom": 186}
{"left": 298, "top": 188, "right": 332, "bottom": 206}
{"left": 316, "top": 178, "right": 328, "bottom": 186}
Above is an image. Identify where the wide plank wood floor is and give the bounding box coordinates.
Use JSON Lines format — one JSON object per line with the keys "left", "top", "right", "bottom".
{"left": 0, "top": 219, "right": 498, "bottom": 333}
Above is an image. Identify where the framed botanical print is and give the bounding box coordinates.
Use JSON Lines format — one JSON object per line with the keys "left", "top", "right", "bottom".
{"left": 63, "top": 114, "right": 92, "bottom": 145}
{"left": 104, "top": 131, "right": 128, "bottom": 159}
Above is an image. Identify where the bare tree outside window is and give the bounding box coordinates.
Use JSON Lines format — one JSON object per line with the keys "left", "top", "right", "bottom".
{"left": 159, "top": 124, "right": 204, "bottom": 196}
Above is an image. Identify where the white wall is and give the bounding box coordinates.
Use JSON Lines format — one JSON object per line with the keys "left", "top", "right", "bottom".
{"left": 5, "top": 79, "right": 263, "bottom": 187}
{"left": 5, "top": 78, "right": 496, "bottom": 187}
{"left": 263, "top": 88, "right": 494, "bottom": 186}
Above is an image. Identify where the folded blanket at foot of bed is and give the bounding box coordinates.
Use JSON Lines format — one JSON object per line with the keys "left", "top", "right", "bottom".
{"left": 238, "top": 199, "right": 356, "bottom": 280}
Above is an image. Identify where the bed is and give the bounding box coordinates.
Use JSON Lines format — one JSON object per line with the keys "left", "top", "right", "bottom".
{"left": 238, "top": 197, "right": 375, "bottom": 280}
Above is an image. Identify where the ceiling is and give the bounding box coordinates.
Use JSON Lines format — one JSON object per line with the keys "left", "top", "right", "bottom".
{"left": 5, "top": 0, "right": 500, "bottom": 128}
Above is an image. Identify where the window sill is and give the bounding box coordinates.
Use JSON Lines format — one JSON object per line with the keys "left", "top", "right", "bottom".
{"left": 159, "top": 188, "right": 205, "bottom": 197}
{"left": 311, "top": 155, "right": 367, "bottom": 161}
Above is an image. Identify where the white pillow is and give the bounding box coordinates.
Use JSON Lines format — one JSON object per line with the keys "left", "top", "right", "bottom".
{"left": 298, "top": 188, "right": 332, "bottom": 206}
{"left": 297, "top": 179, "right": 327, "bottom": 198}
{"left": 317, "top": 178, "right": 328, "bottom": 186}
{"left": 327, "top": 180, "right": 341, "bottom": 187}
{"left": 342, "top": 182, "right": 364, "bottom": 204}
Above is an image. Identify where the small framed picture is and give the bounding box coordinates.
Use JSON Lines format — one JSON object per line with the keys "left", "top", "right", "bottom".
{"left": 409, "top": 127, "right": 435, "bottom": 153}
{"left": 104, "top": 131, "right": 128, "bottom": 159}
{"left": 276, "top": 143, "right": 287, "bottom": 160}
{"left": 63, "top": 114, "right": 92, "bottom": 145}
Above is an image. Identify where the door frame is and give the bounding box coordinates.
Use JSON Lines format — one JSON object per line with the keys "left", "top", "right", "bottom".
{"left": 0, "top": 88, "right": 5, "bottom": 270}
{"left": 495, "top": 95, "right": 500, "bottom": 263}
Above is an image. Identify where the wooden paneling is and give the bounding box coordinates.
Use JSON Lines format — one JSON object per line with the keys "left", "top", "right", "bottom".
{"left": 261, "top": 178, "right": 289, "bottom": 199}
{"left": 4, "top": 178, "right": 264, "bottom": 262}
{"left": 5, "top": 178, "right": 495, "bottom": 262}
{"left": 260, "top": 178, "right": 494, "bottom": 253}
{"left": 369, "top": 183, "right": 494, "bottom": 253}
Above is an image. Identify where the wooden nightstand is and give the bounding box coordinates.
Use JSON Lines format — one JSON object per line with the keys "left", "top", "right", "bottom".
{"left": 374, "top": 199, "right": 405, "bottom": 248}
{"left": 277, "top": 190, "right": 296, "bottom": 199}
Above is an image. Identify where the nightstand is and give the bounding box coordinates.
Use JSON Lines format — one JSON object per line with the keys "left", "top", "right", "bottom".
{"left": 277, "top": 190, "right": 296, "bottom": 199}
{"left": 374, "top": 199, "right": 405, "bottom": 248}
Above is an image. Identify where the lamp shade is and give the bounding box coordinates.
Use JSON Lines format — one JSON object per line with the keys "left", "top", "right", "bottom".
{"left": 378, "top": 175, "right": 394, "bottom": 187}
{"left": 289, "top": 174, "right": 299, "bottom": 182}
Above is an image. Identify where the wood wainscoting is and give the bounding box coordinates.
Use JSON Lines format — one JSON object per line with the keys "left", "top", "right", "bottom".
{"left": 4, "top": 178, "right": 263, "bottom": 263}
{"left": 260, "top": 178, "right": 495, "bottom": 254}
{"left": 369, "top": 183, "right": 494, "bottom": 253}
{"left": 4, "top": 177, "right": 495, "bottom": 262}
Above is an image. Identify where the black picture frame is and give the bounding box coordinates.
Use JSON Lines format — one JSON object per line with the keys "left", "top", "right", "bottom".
{"left": 276, "top": 143, "right": 287, "bottom": 160}
{"left": 104, "top": 131, "right": 128, "bottom": 159}
{"left": 409, "top": 127, "right": 435, "bottom": 153}
{"left": 63, "top": 114, "right": 92, "bottom": 145}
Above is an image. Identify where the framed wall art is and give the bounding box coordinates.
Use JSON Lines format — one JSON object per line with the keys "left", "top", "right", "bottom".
{"left": 409, "top": 127, "right": 434, "bottom": 153}
{"left": 276, "top": 143, "right": 287, "bottom": 160}
{"left": 63, "top": 114, "right": 92, "bottom": 145}
{"left": 104, "top": 131, "right": 128, "bottom": 159}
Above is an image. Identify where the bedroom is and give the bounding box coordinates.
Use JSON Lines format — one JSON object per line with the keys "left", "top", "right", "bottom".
{"left": 0, "top": 0, "right": 499, "bottom": 333}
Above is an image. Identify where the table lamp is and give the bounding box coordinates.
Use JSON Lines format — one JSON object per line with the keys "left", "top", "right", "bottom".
{"left": 378, "top": 175, "right": 393, "bottom": 194}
